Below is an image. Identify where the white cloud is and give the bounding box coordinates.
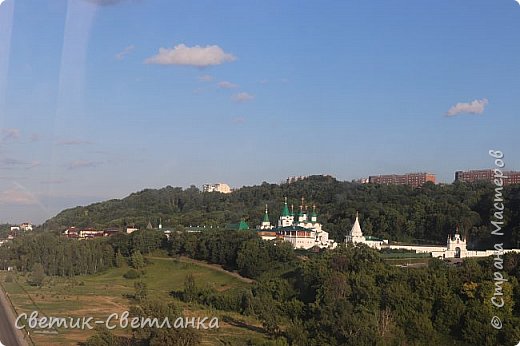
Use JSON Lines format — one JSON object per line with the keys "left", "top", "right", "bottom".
{"left": 115, "top": 45, "right": 135, "bottom": 60}
{"left": 1, "top": 128, "right": 20, "bottom": 141}
{"left": 198, "top": 74, "right": 213, "bottom": 82}
{"left": 446, "top": 98, "right": 488, "bottom": 117}
{"left": 145, "top": 44, "right": 236, "bottom": 67}
{"left": 218, "top": 81, "right": 238, "bottom": 89}
{"left": 0, "top": 0, "right": 6, "bottom": 7}
{"left": 232, "top": 92, "right": 255, "bottom": 103}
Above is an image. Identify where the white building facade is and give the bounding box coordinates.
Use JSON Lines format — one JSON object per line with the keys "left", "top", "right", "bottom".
{"left": 202, "top": 183, "right": 232, "bottom": 194}
{"left": 258, "top": 198, "right": 337, "bottom": 250}
{"left": 384, "top": 229, "right": 520, "bottom": 259}
{"left": 345, "top": 213, "right": 388, "bottom": 249}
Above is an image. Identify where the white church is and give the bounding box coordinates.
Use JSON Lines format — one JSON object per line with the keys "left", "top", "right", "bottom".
{"left": 257, "top": 198, "right": 337, "bottom": 250}
{"left": 256, "top": 199, "right": 520, "bottom": 258}
{"left": 345, "top": 212, "right": 388, "bottom": 249}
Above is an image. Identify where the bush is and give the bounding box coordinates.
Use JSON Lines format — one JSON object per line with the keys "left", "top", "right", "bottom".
{"left": 123, "top": 269, "right": 140, "bottom": 279}
{"left": 130, "top": 250, "right": 145, "bottom": 270}
{"left": 4, "top": 273, "right": 15, "bottom": 283}
{"left": 28, "top": 263, "right": 45, "bottom": 287}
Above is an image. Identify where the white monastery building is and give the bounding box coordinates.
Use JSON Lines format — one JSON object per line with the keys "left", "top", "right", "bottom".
{"left": 345, "top": 214, "right": 520, "bottom": 259}
{"left": 256, "top": 200, "right": 520, "bottom": 259}
{"left": 257, "top": 198, "right": 337, "bottom": 250}
{"left": 345, "top": 212, "right": 388, "bottom": 249}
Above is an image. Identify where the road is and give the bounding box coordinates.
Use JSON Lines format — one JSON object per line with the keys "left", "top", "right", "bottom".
{"left": 0, "top": 284, "right": 25, "bottom": 346}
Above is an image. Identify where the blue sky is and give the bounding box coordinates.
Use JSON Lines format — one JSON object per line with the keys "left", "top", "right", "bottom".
{"left": 0, "top": 0, "right": 519, "bottom": 223}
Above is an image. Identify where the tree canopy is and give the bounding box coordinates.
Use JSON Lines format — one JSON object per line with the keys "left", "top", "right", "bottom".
{"left": 42, "top": 177, "right": 520, "bottom": 248}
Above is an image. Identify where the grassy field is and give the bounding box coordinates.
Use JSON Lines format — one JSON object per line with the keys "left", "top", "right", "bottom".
{"left": 0, "top": 256, "right": 268, "bottom": 345}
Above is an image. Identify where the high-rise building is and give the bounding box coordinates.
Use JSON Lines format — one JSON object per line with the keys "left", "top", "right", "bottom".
{"left": 454, "top": 169, "right": 520, "bottom": 185}
{"left": 368, "top": 172, "right": 435, "bottom": 188}
{"left": 202, "top": 183, "right": 232, "bottom": 193}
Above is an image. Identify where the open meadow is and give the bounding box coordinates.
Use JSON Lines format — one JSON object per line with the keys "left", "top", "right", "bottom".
{"left": 0, "top": 256, "right": 267, "bottom": 345}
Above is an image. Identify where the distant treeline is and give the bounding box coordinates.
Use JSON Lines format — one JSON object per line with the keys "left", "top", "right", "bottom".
{"left": 42, "top": 176, "right": 520, "bottom": 248}
{"left": 0, "top": 230, "right": 165, "bottom": 276}
{"left": 0, "top": 229, "right": 290, "bottom": 281}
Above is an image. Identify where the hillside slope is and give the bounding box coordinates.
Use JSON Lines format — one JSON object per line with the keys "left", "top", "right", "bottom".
{"left": 42, "top": 176, "right": 520, "bottom": 247}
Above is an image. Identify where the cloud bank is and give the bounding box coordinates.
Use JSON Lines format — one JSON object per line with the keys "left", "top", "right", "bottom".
{"left": 145, "top": 44, "right": 236, "bottom": 67}
{"left": 446, "top": 98, "right": 488, "bottom": 117}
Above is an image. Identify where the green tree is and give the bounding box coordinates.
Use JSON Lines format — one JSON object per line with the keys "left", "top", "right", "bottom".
{"left": 255, "top": 294, "right": 282, "bottom": 337}
{"left": 134, "top": 281, "right": 148, "bottom": 301}
{"left": 130, "top": 298, "right": 200, "bottom": 346}
{"left": 115, "top": 250, "right": 126, "bottom": 268}
{"left": 84, "top": 327, "right": 122, "bottom": 346}
{"left": 183, "top": 273, "right": 197, "bottom": 302}
{"left": 130, "top": 250, "right": 145, "bottom": 270}
{"left": 29, "top": 263, "right": 45, "bottom": 287}
{"left": 236, "top": 239, "right": 269, "bottom": 278}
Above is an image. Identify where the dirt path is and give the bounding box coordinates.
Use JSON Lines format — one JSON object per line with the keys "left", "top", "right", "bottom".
{"left": 147, "top": 256, "right": 254, "bottom": 284}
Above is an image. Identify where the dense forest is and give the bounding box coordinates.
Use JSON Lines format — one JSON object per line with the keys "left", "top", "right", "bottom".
{"left": 167, "top": 235, "right": 520, "bottom": 346}
{"left": 42, "top": 176, "right": 520, "bottom": 248}
{"left": 3, "top": 230, "right": 519, "bottom": 345}
{"left": 4, "top": 176, "right": 518, "bottom": 344}
{"left": 0, "top": 230, "right": 165, "bottom": 275}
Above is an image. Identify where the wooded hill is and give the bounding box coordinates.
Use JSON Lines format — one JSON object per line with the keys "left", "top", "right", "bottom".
{"left": 42, "top": 176, "right": 520, "bottom": 248}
